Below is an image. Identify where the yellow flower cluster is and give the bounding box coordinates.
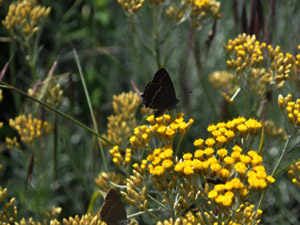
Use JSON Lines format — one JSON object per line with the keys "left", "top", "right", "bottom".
{"left": 149, "top": 113, "right": 193, "bottom": 141}
{"left": 230, "top": 203, "right": 262, "bottom": 225}
{"left": 110, "top": 114, "right": 270, "bottom": 223}
{"left": 128, "top": 114, "right": 194, "bottom": 192}
{"left": 122, "top": 182, "right": 148, "bottom": 211}
{"left": 62, "top": 214, "right": 105, "bottom": 225}
{"left": 2, "top": 0, "right": 51, "bottom": 37}
{"left": 295, "top": 45, "right": 300, "bottom": 73}
{"left": 9, "top": 114, "right": 52, "bottom": 144}
{"left": 0, "top": 89, "right": 2, "bottom": 102}
{"left": 174, "top": 117, "right": 275, "bottom": 208}
{"left": 5, "top": 136, "right": 20, "bottom": 150}
{"left": 224, "top": 34, "right": 266, "bottom": 73}
{"left": 1, "top": 185, "right": 110, "bottom": 225}
{"left": 15, "top": 215, "right": 104, "bottom": 225}
{"left": 265, "top": 120, "right": 287, "bottom": 141}
{"left": 109, "top": 146, "right": 132, "bottom": 167}
{"left": 224, "top": 33, "right": 296, "bottom": 86}
{"left": 188, "top": 0, "right": 222, "bottom": 27}
{"left": 148, "top": 146, "right": 174, "bottom": 176}
{"left": 94, "top": 172, "right": 126, "bottom": 192}
{"left": 103, "top": 92, "right": 140, "bottom": 147}
{"left": 278, "top": 94, "right": 300, "bottom": 130}
{"left": 28, "top": 81, "right": 63, "bottom": 107}
{"left": 117, "top": 0, "right": 145, "bottom": 14}
{"left": 130, "top": 125, "right": 151, "bottom": 148}
{"left": 157, "top": 202, "right": 262, "bottom": 225}
{"left": 157, "top": 211, "right": 212, "bottom": 225}
{"left": 267, "top": 46, "right": 294, "bottom": 82}
{"left": 287, "top": 161, "right": 300, "bottom": 187}
{"left": 129, "top": 113, "right": 193, "bottom": 149}
{"left": 0, "top": 187, "right": 17, "bottom": 224}
{"left": 166, "top": 0, "right": 221, "bottom": 27}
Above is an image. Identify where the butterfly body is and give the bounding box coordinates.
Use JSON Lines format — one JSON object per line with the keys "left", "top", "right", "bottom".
{"left": 141, "top": 68, "right": 179, "bottom": 117}
{"left": 100, "top": 188, "right": 129, "bottom": 225}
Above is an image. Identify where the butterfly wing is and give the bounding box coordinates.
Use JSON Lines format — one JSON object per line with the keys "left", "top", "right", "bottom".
{"left": 142, "top": 68, "right": 179, "bottom": 110}
{"left": 141, "top": 68, "right": 166, "bottom": 107}
{"left": 100, "top": 189, "right": 128, "bottom": 225}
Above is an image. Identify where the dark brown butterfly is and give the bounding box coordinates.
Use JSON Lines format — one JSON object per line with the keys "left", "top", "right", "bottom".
{"left": 99, "top": 188, "right": 129, "bottom": 225}
{"left": 141, "top": 68, "right": 180, "bottom": 117}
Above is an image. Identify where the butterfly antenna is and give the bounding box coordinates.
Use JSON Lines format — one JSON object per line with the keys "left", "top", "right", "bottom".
{"left": 178, "top": 90, "right": 192, "bottom": 98}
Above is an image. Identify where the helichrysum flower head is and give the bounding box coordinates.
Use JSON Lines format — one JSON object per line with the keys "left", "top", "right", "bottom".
{"left": 129, "top": 113, "right": 193, "bottom": 150}
{"left": 117, "top": 0, "right": 145, "bottom": 14}
{"left": 28, "top": 80, "right": 63, "bottom": 107}
{"left": 5, "top": 136, "right": 20, "bottom": 150}
{"left": 174, "top": 117, "right": 274, "bottom": 210}
{"left": 8, "top": 114, "right": 52, "bottom": 144}
{"left": 287, "top": 161, "right": 300, "bottom": 187}
{"left": 278, "top": 94, "right": 300, "bottom": 132}
{"left": 103, "top": 92, "right": 140, "bottom": 148}
{"left": 167, "top": 0, "right": 222, "bottom": 27}
{"left": 0, "top": 186, "right": 17, "bottom": 224}
{"left": 108, "top": 109, "right": 274, "bottom": 224}
{"left": 2, "top": 0, "right": 51, "bottom": 37}
{"left": 224, "top": 33, "right": 297, "bottom": 99}
{"left": 188, "top": 0, "right": 222, "bottom": 27}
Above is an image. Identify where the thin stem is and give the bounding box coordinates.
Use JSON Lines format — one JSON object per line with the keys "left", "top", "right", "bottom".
{"left": 192, "top": 31, "right": 218, "bottom": 120}
{"left": 73, "top": 49, "right": 108, "bottom": 172}
{"left": 53, "top": 114, "right": 58, "bottom": 180}
{"left": 153, "top": 6, "right": 161, "bottom": 68}
{"left": 257, "top": 134, "right": 292, "bottom": 210}
{"left": 136, "top": 13, "right": 153, "bottom": 37}
{"left": 174, "top": 134, "right": 184, "bottom": 156}
{"left": 129, "top": 17, "right": 148, "bottom": 80}
{"left": 0, "top": 82, "right": 114, "bottom": 146}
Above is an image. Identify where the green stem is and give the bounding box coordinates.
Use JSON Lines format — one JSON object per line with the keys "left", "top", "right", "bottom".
{"left": 0, "top": 82, "right": 114, "bottom": 146}
{"left": 192, "top": 31, "right": 218, "bottom": 120}
{"left": 129, "top": 17, "right": 148, "bottom": 80}
{"left": 73, "top": 49, "right": 108, "bottom": 172}
{"left": 25, "top": 37, "right": 37, "bottom": 82}
{"left": 53, "top": 114, "right": 58, "bottom": 180}
{"left": 257, "top": 134, "right": 292, "bottom": 210}
{"left": 153, "top": 6, "right": 161, "bottom": 68}
{"left": 174, "top": 134, "right": 184, "bottom": 156}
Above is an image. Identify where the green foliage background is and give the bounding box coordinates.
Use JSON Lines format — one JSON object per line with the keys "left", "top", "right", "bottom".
{"left": 0, "top": 0, "right": 299, "bottom": 224}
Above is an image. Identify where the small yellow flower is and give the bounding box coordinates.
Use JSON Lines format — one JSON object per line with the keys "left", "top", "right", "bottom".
{"left": 153, "top": 166, "right": 165, "bottom": 176}
{"left": 224, "top": 156, "right": 235, "bottom": 165}
{"left": 183, "top": 166, "right": 194, "bottom": 176}
{"left": 194, "top": 138, "right": 204, "bottom": 147}
{"left": 234, "top": 162, "right": 247, "bottom": 175}
{"left": 208, "top": 190, "right": 218, "bottom": 199}
{"left": 217, "top": 148, "right": 228, "bottom": 158}
{"left": 162, "top": 159, "right": 173, "bottom": 169}
{"left": 183, "top": 153, "right": 193, "bottom": 160}
{"left": 204, "top": 147, "right": 214, "bottom": 156}
{"left": 205, "top": 138, "right": 215, "bottom": 147}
